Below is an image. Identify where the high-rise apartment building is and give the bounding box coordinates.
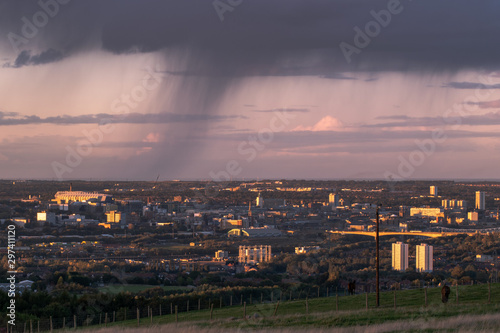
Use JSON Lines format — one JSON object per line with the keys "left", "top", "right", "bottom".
{"left": 475, "top": 191, "right": 485, "bottom": 210}
{"left": 392, "top": 242, "right": 409, "bottom": 272}
{"left": 416, "top": 243, "right": 433, "bottom": 272}
{"left": 329, "top": 193, "right": 339, "bottom": 207}
{"left": 430, "top": 186, "right": 438, "bottom": 197}
{"left": 239, "top": 245, "right": 271, "bottom": 265}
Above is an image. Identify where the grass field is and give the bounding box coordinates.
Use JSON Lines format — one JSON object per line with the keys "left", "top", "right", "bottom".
{"left": 84, "top": 282, "right": 500, "bottom": 332}
{"left": 99, "top": 284, "right": 192, "bottom": 294}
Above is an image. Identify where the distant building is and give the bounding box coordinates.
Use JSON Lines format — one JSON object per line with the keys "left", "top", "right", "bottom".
{"left": 476, "top": 191, "right": 485, "bottom": 210}
{"left": 37, "top": 212, "right": 56, "bottom": 224}
{"left": 215, "top": 250, "right": 229, "bottom": 261}
{"left": 11, "top": 218, "right": 28, "bottom": 228}
{"left": 329, "top": 193, "right": 339, "bottom": 207}
{"left": 416, "top": 243, "right": 433, "bottom": 272}
{"left": 410, "top": 207, "right": 443, "bottom": 218}
{"left": 54, "top": 191, "right": 112, "bottom": 204}
{"left": 392, "top": 242, "right": 409, "bottom": 272}
{"left": 476, "top": 254, "right": 493, "bottom": 262}
{"left": 256, "top": 193, "right": 264, "bottom": 208}
{"left": 106, "top": 211, "right": 126, "bottom": 224}
{"left": 0, "top": 280, "right": 33, "bottom": 294}
{"left": 255, "top": 193, "right": 285, "bottom": 208}
{"left": 442, "top": 199, "right": 467, "bottom": 209}
{"left": 430, "top": 186, "right": 438, "bottom": 197}
{"left": 295, "top": 246, "right": 320, "bottom": 254}
{"left": 228, "top": 227, "right": 282, "bottom": 238}
{"left": 221, "top": 219, "right": 248, "bottom": 230}
{"left": 239, "top": 245, "right": 271, "bottom": 264}
{"left": 468, "top": 211, "right": 479, "bottom": 222}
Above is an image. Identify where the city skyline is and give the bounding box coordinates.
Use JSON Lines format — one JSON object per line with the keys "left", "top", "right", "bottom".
{"left": 2, "top": 1, "right": 500, "bottom": 181}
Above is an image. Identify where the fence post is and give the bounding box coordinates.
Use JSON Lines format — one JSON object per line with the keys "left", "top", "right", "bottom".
{"left": 198, "top": 298, "right": 201, "bottom": 310}
{"left": 113, "top": 311, "right": 116, "bottom": 322}
{"left": 290, "top": 290, "right": 292, "bottom": 301}
{"left": 175, "top": 305, "right": 178, "bottom": 323}
{"left": 425, "top": 288, "right": 428, "bottom": 307}
{"left": 243, "top": 302, "right": 246, "bottom": 319}
{"left": 105, "top": 313, "right": 108, "bottom": 327}
{"left": 187, "top": 300, "right": 189, "bottom": 312}
{"left": 86, "top": 315, "right": 89, "bottom": 326}
{"left": 456, "top": 284, "right": 459, "bottom": 304}
{"left": 336, "top": 294, "right": 339, "bottom": 311}
{"left": 37, "top": 320, "right": 40, "bottom": 333}
{"left": 50, "top": 316, "right": 52, "bottom": 333}
{"left": 305, "top": 297, "right": 309, "bottom": 315}
{"left": 230, "top": 295, "right": 233, "bottom": 306}
{"left": 99, "top": 314, "right": 101, "bottom": 325}
{"left": 30, "top": 320, "right": 32, "bottom": 333}
{"left": 74, "top": 315, "right": 76, "bottom": 329}
{"left": 261, "top": 293, "right": 263, "bottom": 304}
{"left": 220, "top": 296, "right": 222, "bottom": 308}
{"left": 366, "top": 292, "right": 368, "bottom": 310}
{"left": 63, "top": 317, "right": 66, "bottom": 329}
{"left": 273, "top": 301, "right": 280, "bottom": 316}
{"left": 327, "top": 287, "right": 329, "bottom": 298}
{"left": 124, "top": 308, "right": 127, "bottom": 321}
{"left": 159, "top": 305, "right": 161, "bottom": 317}
{"left": 488, "top": 281, "right": 491, "bottom": 303}
{"left": 240, "top": 295, "right": 243, "bottom": 305}
{"left": 170, "top": 303, "right": 173, "bottom": 315}
{"left": 318, "top": 286, "right": 320, "bottom": 298}
{"left": 210, "top": 304, "right": 214, "bottom": 321}
{"left": 137, "top": 308, "right": 140, "bottom": 327}
{"left": 394, "top": 290, "right": 397, "bottom": 309}
{"left": 150, "top": 309, "right": 153, "bottom": 325}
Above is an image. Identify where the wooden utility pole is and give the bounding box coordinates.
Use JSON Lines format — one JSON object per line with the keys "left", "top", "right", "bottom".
{"left": 376, "top": 205, "right": 380, "bottom": 307}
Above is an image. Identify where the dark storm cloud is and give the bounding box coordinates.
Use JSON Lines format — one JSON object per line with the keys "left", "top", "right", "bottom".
{"left": 4, "top": 49, "right": 64, "bottom": 68}
{"left": 2, "top": 0, "right": 500, "bottom": 73}
{"left": 252, "top": 108, "right": 310, "bottom": 113}
{"left": 367, "top": 112, "right": 500, "bottom": 128}
{"left": 444, "top": 82, "right": 500, "bottom": 89}
{"left": 465, "top": 99, "right": 500, "bottom": 109}
{"left": 0, "top": 111, "right": 245, "bottom": 126}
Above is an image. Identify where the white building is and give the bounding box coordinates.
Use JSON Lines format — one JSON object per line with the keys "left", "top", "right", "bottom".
{"left": 430, "top": 186, "right": 438, "bottom": 197}
{"left": 475, "top": 191, "right": 485, "bottom": 210}
{"left": 239, "top": 245, "right": 271, "bottom": 264}
{"left": 37, "top": 212, "right": 56, "bottom": 224}
{"left": 392, "top": 242, "right": 409, "bottom": 272}
{"left": 416, "top": 243, "right": 433, "bottom": 272}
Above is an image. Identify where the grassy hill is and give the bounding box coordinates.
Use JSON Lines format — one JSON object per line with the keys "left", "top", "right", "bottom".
{"left": 76, "top": 282, "right": 500, "bottom": 332}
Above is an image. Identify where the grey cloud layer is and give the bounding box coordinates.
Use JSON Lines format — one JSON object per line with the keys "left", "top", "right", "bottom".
{"left": 2, "top": 0, "right": 500, "bottom": 73}
{"left": 0, "top": 111, "right": 245, "bottom": 126}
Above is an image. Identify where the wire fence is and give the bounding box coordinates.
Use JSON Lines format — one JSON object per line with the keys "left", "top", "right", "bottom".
{"left": 5, "top": 282, "right": 499, "bottom": 333}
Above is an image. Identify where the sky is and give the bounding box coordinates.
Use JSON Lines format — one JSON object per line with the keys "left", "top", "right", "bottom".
{"left": 1, "top": 0, "right": 500, "bottom": 181}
